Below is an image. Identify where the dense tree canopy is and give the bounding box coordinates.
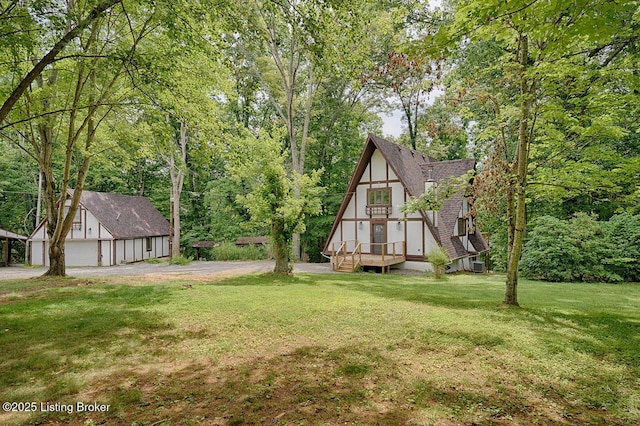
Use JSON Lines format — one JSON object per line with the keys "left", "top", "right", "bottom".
{"left": 1, "top": 0, "right": 638, "bottom": 292}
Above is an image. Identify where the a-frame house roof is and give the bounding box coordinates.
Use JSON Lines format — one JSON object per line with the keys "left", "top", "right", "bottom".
{"left": 324, "top": 134, "right": 488, "bottom": 260}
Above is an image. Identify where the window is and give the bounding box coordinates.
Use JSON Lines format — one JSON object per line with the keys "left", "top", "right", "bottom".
{"left": 366, "top": 188, "right": 391, "bottom": 215}
{"left": 146, "top": 237, "right": 152, "bottom": 252}
{"left": 65, "top": 206, "right": 82, "bottom": 230}
{"left": 457, "top": 217, "right": 467, "bottom": 236}
{"left": 73, "top": 209, "right": 82, "bottom": 230}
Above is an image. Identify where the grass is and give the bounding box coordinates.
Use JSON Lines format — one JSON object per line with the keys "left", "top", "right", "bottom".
{"left": 0, "top": 272, "right": 638, "bottom": 425}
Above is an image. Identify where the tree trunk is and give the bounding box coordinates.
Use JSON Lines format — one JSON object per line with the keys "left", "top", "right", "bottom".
{"left": 167, "top": 120, "right": 187, "bottom": 258}
{"left": 272, "top": 219, "right": 291, "bottom": 275}
{"left": 504, "top": 33, "right": 532, "bottom": 307}
{"left": 45, "top": 239, "right": 66, "bottom": 277}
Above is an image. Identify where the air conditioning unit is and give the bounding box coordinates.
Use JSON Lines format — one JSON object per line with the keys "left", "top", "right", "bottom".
{"left": 472, "top": 261, "right": 486, "bottom": 273}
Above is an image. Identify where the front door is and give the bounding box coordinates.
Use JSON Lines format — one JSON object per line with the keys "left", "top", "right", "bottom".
{"left": 372, "top": 222, "right": 386, "bottom": 255}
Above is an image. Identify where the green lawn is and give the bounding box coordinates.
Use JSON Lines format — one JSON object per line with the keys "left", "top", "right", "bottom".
{"left": 0, "top": 272, "right": 638, "bottom": 425}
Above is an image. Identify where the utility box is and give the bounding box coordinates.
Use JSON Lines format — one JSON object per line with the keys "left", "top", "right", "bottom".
{"left": 472, "top": 261, "right": 486, "bottom": 273}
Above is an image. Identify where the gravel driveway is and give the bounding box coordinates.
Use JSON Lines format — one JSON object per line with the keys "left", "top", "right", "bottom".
{"left": 0, "top": 260, "right": 334, "bottom": 280}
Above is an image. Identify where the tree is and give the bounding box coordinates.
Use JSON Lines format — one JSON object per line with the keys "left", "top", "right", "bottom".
{"left": 368, "top": 51, "right": 442, "bottom": 150}
{"left": 432, "top": 0, "right": 640, "bottom": 305}
{"left": 3, "top": 1, "right": 156, "bottom": 276}
{"left": 0, "top": 0, "right": 122, "bottom": 125}
{"left": 137, "top": 31, "right": 229, "bottom": 258}
{"left": 229, "top": 0, "right": 377, "bottom": 259}
{"left": 229, "top": 130, "right": 323, "bottom": 274}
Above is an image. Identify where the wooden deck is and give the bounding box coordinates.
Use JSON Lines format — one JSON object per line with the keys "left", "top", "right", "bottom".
{"left": 330, "top": 240, "right": 406, "bottom": 273}
{"left": 360, "top": 253, "right": 406, "bottom": 267}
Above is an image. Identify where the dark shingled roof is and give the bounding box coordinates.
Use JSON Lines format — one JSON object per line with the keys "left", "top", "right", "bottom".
{"left": 79, "top": 191, "right": 170, "bottom": 239}
{"left": 324, "top": 134, "right": 489, "bottom": 260}
{"left": 369, "top": 134, "right": 437, "bottom": 197}
{"left": 421, "top": 159, "right": 479, "bottom": 260}
{"left": 468, "top": 232, "right": 489, "bottom": 253}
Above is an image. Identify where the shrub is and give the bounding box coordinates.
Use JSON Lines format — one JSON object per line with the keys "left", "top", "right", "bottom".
{"left": 601, "top": 213, "right": 640, "bottom": 282}
{"left": 211, "top": 242, "right": 270, "bottom": 261}
{"left": 521, "top": 213, "right": 640, "bottom": 282}
{"left": 426, "top": 246, "right": 450, "bottom": 279}
{"left": 169, "top": 254, "right": 193, "bottom": 265}
{"left": 520, "top": 216, "right": 580, "bottom": 282}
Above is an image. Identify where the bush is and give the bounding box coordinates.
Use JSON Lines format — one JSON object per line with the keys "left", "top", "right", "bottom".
{"left": 211, "top": 242, "right": 271, "bottom": 261}
{"left": 169, "top": 254, "right": 193, "bottom": 265}
{"left": 521, "top": 213, "right": 640, "bottom": 282}
{"left": 601, "top": 213, "right": 640, "bottom": 282}
{"left": 426, "top": 246, "right": 450, "bottom": 279}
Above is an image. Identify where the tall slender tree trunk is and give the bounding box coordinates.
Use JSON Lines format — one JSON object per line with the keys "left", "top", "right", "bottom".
{"left": 504, "top": 33, "right": 532, "bottom": 306}
{"left": 167, "top": 121, "right": 187, "bottom": 258}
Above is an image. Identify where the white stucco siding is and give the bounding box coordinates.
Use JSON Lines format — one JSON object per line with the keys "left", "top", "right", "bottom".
{"left": 161, "top": 236, "right": 169, "bottom": 257}
{"left": 98, "top": 224, "right": 113, "bottom": 239}
{"left": 115, "top": 240, "right": 125, "bottom": 264}
{"left": 137, "top": 239, "right": 144, "bottom": 261}
{"left": 123, "top": 239, "right": 133, "bottom": 262}
{"left": 391, "top": 183, "right": 404, "bottom": 217}
{"left": 424, "top": 224, "right": 439, "bottom": 254}
{"left": 370, "top": 150, "right": 387, "bottom": 181}
{"left": 82, "top": 210, "right": 101, "bottom": 239}
{"left": 329, "top": 223, "right": 342, "bottom": 249}
{"left": 356, "top": 185, "right": 368, "bottom": 218}
{"left": 361, "top": 164, "right": 371, "bottom": 182}
{"left": 146, "top": 236, "right": 168, "bottom": 259}
{"left": 31, "top": 224, "right": 47, "bottom": 241}
{"left": 399, "top": 261, "right": 433, "bottom": 272}
{"left": 388, "top": 220, "right": 404, "bottom": 249}
{"left": 406, "top": 221, "right": 424, "bottom": 258}
{"left": 358, "top": 221, "right": 370, "bottom": 245}
{"left": 388, "top": 167, "right": 398, "bottom": 181}
{"left": 343, "top": 194, "right": 356, "bottom": 219}
{"left": 342, "top": 221, "right": 356, "bottom": 243}
{"left": 100, "top": 240, "right": 111, "bottom": 266}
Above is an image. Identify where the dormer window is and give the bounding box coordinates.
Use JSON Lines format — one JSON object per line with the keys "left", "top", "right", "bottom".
{"left": 457, "top": 217, "right": 467, "bottom": 236}
{"left": 426, "top": 167, "right": 433, "bottom": 181}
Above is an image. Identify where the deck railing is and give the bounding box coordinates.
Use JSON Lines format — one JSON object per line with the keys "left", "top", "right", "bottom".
{"left": 366, "top": 241, "right": 406, "bottom": 262}
{"left": 331, "top": 240, "right": 406, "bottom": 271}
{"left": 330, "top": 240, "right": 362, "bottom": 271}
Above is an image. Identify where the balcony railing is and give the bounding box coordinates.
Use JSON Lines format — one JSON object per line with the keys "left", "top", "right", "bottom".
{"left": 366, "top": 205, "right": 391, "bottom": 215}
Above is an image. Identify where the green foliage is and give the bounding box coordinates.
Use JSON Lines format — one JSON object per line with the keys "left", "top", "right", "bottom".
{"left": 229, "top": 129, "right": 324, "bottom": 272}
{"left": 426, "top": 246, "right": 450, "bottom": 279}
{"left": 211, "top": 242, "right": 271, "bottom": 261}
{"left": 401, "top": 171, "right": 474, "bottom": 214}
{"left": 169, "top": 254, "right": 193, "bottom": 265}
{"left": 521, "top": 213, "right": 640, "bottom": 282}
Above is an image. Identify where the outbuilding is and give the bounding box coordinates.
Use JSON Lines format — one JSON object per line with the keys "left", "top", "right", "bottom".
{"left": 0, "top": 228, "right": 28, "bottom": 266}
{"left": 28, "top": 191, "right": 170, "bottom": 267}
